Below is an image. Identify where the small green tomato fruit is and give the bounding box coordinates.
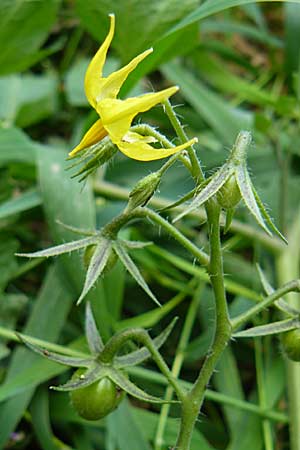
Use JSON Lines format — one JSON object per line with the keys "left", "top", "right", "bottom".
{"left": 70, "top": 368, "right": 124, "bottom": 420}
{"left": 83, "top": 246, "right": 117, "bottom": 273}
{"left": 281, "top": 328, "right": 300, "bottom": 362}
{"left": 217, "top": 175, "right": 241, "bottom": 209}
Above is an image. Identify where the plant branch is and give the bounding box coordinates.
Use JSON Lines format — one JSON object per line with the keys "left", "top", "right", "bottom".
{"left": 232, "top": 280, "right": 300, "bottom": 331}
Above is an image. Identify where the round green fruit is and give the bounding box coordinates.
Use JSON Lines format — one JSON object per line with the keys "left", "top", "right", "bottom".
{"left": 70, "top": 368, "right": 124, "bottom": 420}
{"left": 217, "top": 175, "right": 241, "bottom": 210}
{"left": 281, "top": 328, "right": 300, "bottom": 362}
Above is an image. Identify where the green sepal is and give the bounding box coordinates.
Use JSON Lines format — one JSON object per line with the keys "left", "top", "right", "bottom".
{"left": 113, "top": 241, "right": 160, "bottom": 306}
{"left": 120, "top": 239, "right": 153, "bottom": 250}
{"left": 233, "top": 318, "right": 300, "bottom": 338}
{"left": 174, "top": 163, "right": 233, "bottom": 222}
{"left": 251, "top": 183, "right": 288, "bottom": 244}
{"left": 16, "top": 236, "right": 98, "bottom": 258}
{"left": 17, "top": 334, "right": 93, "bottom": 368}
{"left": 256, "top": 265, "right": 300, "bottom": 316}
{"left": 115, "top": 317, "right": 178, "bottom": 368}
{"left": 56, "top": 219, "right": 97, "bottom": 236}
{"left": 77, "top": 239, "right": 112, "bottom": 304}
{"left": 235, "top": 164, "right": 271, "bottom": 236}
{"left": 51, "top": 365, "right": 109, "bottom": 391}
{"left": 108, "top": 368, "right": 177, "bottom": 404}
{"left": 158, "top": 186, "right": 198, "bottom": 212}
{"left": 85, "top": 302, "right": 104, "bottom": 354}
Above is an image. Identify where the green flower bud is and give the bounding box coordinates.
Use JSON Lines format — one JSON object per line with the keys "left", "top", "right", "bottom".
{"left": 127, "top": 172, "right": 161, "bottom": 210}
{"left": 217, "top": 174, "right": 241, "bottom": 210}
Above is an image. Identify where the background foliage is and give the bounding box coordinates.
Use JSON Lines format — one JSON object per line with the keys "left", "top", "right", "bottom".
{"left": 0, "top": 1, "right": 300, "bottom": 449}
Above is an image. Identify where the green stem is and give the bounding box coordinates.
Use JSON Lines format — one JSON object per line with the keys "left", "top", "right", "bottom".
{"left": 139, "top": 207, "right": 209, "bottom": 266}
{"left": 98, "top": 328, "right": 185, "bottom": 401}
{"left": 93, "top": 180, "right": 284, "bottom": 254}
{"left": 232, "top": 280, "right": 300, "bottom": 330}
{"left": 132, "top": 123, "right": 192, "bottom": 172}
{"left": 175, "top": 204, "right": 232, "bottom": 450}
{"left": 154, "top": 283, "right": 203, "bottom": 450}
{"left": 163, "top": 100, "right": 204, "bottom": 182}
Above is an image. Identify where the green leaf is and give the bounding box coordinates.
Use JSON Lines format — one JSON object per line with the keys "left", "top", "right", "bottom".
{"left": 0, "top": 127, "right": 37, "bottom": 166}
{"left": 74, "top": 0, "right": 198, "bottom": 63}
{"left": 162, "top": 62, "right": 252, "bottom": 144}
{"left": 17, "top": 334, "right": 92, "bottom": 368}
{"left": 174, "top": 163, "right": 233, "bottom": 222}
{"left": 115, "top": 318, "right": 177, "bottom": 368}
{"left": 116, "top": 285, "right": 189, "bottom": 330}
{"left": 17, "top": 236, "right": 98, "bottom": 259}
{"left": 113, "top": 241, "right": 160, "bottom": 306}
{"left": 234, "top": 318, "right": 300, "bottom": 338}
{"left": 0, "top": 74, "right": 59, "bottom": 127}
{"left": 78, "top": 239, "right": 112, "bottom": 304}
{"left": 85, "top": 302, "right": 104, "bottom": 354}
{"left": 107, "top": 400, "right": 151, "bottom": 450}
{"left": 29, "top": 386, "right": 60, "bottom": 450}
{"left": 0, "top": 264, "right": 73, "bottom": 448}
{"left": 0, "top": 189, "right": 42, "bottom": 220}
{"left": 284, "top": 3, "right": 300, "bottom": 76}
{"left": 108, "top": 368, "right": 175, "bottom": 404}
{"left": 0, "top": 0, "right": 61, "bottom": 74}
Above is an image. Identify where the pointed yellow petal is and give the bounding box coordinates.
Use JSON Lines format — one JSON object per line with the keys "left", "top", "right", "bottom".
{"left": 95, "top": 48, "right": 153, "bottom": 102}
{"left": 69, "top": 119, "right": 107, "bottom": 157}
{"left": 84, "top": 14, "right": 115, "bottom": 108}
{"left": 116, "top": 136, "right": 198, "bottom": 161}
{"left": 97, "top": 86, "right": 179, "bottom": 142}
{"left": 98, "top": 86, "right": 179, "bottom": 125}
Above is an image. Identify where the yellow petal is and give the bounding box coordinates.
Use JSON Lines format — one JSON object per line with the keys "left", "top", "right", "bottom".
{"left": 84, "top": 14, "right": 115, "bottom": 108}
{"left": 69, "top": 119, "right": 107, "bottom": 157}
{"left": 95, "top": 48, "right": 153, "bottom": 102}
{"left": 99, "top": 86, "right": 178, "bottom": 125}
{"left": 98, "top": 86, "right": 179, "bottom": 142}
{"left": 116, "top": 135, "right": 198, "bottom": 161}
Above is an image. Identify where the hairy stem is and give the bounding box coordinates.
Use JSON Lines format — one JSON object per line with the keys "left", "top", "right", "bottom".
{"left": 175, "top": 204, "right": 232, "bottom": 450}
{"left": 98, "top": 328, "right": 185, "bottom": 401}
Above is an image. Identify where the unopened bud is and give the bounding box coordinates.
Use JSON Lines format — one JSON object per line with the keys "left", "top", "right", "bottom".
{"left": 127, "top": 172, "right": 161, "bottom": 210}
{"left": 217, "top": 174, "right": 241, "bottom": 210}
{"left": 69, "top": 138, "right": 118, "bottom": 181}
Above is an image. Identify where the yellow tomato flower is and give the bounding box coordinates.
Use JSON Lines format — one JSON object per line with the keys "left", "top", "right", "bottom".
{"left": 69, "top": 14, "right": 197, "bottom": 161}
